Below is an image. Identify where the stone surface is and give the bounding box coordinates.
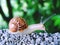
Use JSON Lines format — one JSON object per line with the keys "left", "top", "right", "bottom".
{"left": 0, "top": 29, "right": 60, "bottom": 45}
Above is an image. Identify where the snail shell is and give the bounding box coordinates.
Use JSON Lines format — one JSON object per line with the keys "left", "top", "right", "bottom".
{"left": 9, "top": 17, "right": 28, "bottom": 32}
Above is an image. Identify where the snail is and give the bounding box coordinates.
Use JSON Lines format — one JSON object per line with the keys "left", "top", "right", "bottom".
{"left": 8, "top": 15, "right": 55, "bottom": 35}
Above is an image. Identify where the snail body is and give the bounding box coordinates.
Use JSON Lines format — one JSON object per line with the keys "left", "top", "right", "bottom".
{"left": 8, "top": 17, "right": 45, "bottom": 35}
{"left": 9, "top": 15, "right": 55, "bottom": 35}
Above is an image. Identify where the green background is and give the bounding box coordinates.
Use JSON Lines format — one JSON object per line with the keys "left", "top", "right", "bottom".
{"left": 0, "top": 0, "right": 60, "bottom": 33}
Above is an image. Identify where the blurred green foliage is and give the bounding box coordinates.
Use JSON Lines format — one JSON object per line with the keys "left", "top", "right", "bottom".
{"left": 0, "top": 0, "right": 60, "bottom": 33}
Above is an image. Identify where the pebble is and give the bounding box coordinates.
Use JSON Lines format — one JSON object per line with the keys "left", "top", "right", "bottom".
{"left": 0, "top": 29, "right": 60, "bottom": 45}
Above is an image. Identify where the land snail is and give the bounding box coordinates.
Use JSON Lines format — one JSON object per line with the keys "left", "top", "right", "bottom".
{"left": 9, "top": 15, "right": 55, "bottom": 34}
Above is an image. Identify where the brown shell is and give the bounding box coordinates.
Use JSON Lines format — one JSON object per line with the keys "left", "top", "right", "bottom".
{"left": 9, "top": 17, "right": 28, "bottom": 32}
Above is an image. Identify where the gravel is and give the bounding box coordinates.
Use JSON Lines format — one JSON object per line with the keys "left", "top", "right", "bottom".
{"left": 0, "top": 29, "right": 60, "bottom": 45}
